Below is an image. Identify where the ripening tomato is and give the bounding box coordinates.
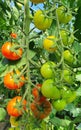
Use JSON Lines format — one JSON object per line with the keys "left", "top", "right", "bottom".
{"left": 41, "top": 79, "right": 60, "bottom": 99}
{"left": 33, "top": 10, "right": 52, "bottom": 30}
{"left": 31, "top": 0, "right": 45, "bottom": 4}
{"left": 60, "top": 30, "right": 74, "bottom": 46}
{"left": 32, "top": 84, "right": 46, "bottom": 102}
{"left": 40, "top": 61, "right": 56, "bottom": 79}
{"left": 10, "top": 33, "right": 17, "bottom": 39}
{"left": 7, "top": 96, "right": 27, "bottom": 117}
{"left": 1, "top": 42, "right": 22, "bottom": 60}
{"left": 43, "top": 36, "right": 57, "bottom": 52}
{"left": 30, "top": 99, "right": 52, "bottom": 119}
{"left": 63, "top": 50, "right": 74, "bottom": 64}
{"left": 4, "top": 70, "right": 25, "bottom": 90}
{"left": 56, "top": 6, "right": 72, "bottom": 24}
{"left": 52, "top": 99, "right": 66, "bottom": 111}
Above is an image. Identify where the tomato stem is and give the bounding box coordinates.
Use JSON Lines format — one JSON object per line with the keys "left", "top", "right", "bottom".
{"left": 22, "top": 0, "right": 32, "bottom": 129}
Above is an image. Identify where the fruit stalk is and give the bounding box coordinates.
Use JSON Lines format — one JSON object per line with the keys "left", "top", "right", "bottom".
{"left": 23, "top": 0, "right": 31, "bottom": 129}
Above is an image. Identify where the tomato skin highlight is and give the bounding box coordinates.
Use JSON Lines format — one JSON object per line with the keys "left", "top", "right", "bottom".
{"left": 30, "top": 99, "right": 52, "bottom": 119}
{"left": 1, "top": 42, "right": 22, "bottom": 60}
{"left": 7, "top": 96, "right": 27, "bottom": 117}
{"left": 4, "top": 70, "right": 25, "bottom": 90}
{"left": 33, "top": 10, "right": 52, "bottom": 30}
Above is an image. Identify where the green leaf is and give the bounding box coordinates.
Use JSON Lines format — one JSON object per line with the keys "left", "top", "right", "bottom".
{"left": 76, "top": 86, "right": 81, "bottom": 96}
{"left": 49, "top": 117, "right": 70, "bottom": 127}
{"left": 74, "top": 6, "right": 81, "bottom": 42}
{"left": 76, "top": 123, "right": 81, "bottom": 130}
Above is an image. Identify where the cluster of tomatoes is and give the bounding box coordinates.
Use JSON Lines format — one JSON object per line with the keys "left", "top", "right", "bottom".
{"left": 30, "top": 0, "right": 77, "bottom": 112}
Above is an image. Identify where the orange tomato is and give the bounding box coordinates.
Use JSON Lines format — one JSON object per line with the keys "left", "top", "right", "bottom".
{"left": 1, "top": 42, "right": 22, "bottom": 60}
{"left": 7, "top": 96, "right": 27, "bottom": 117}
{"left": 10, "top": 33, "right": 17, "bottom": 39}
{"left": 4, "top": 70, "right": 25, "bottom": 90}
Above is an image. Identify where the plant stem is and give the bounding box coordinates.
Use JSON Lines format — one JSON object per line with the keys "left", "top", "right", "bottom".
{"left": 23, "top": 0, "right": 31, "bottom": 129}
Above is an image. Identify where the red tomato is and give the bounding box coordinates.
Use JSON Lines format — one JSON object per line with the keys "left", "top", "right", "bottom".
{"left": 4, "top": 70, "right": 25, "bottom": 90}
{"left": 10, "top": 33, "right": 17, "bottom": 39}
{"left": 1, "top": 42, "right": 22, "bottom": 60}
{"left": 30, "top": 99, "right": 52, "bottom": 119}
{"left": 7, "top": 96, "right": 27, "bottom": 117}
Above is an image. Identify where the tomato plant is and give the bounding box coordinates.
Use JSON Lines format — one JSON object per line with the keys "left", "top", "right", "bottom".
{"left": 0, "top": 0, "right": 81, "bottom": 130}
{"left": 7, "top": 96, "right": 27, "bottom": 117}
{"left": 1, "top": 42, "right": 22, "bottom": 60}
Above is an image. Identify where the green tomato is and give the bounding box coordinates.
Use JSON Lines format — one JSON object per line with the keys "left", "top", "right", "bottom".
{"left": 0, "top": 108, "right": 7, "bottom": 121}
{"left": 60, "top": 30, "right": 74, "bottom": 46}
{"left": 63, "top": 69, "right": 74, "bottom": 84}
{"left": 52, "top": 99, "right": 66, "bottom": 111}
{"left": 66, "top": 91, "right": 76, "bottom": 103}
{"left": 63, "top": 50, "right": 74, "bottom": 64}
{"left": 40, "top": 61, "right": 56, "bottom": 79}
{"left": 33, "top": 10, "right": 52, "bottom": 30}
{"left": 60, "top": 86, "right": 69, "bottom": 95}
{"left": 62, "top": 88, "right": 76, "bottom": 103}
{"left": 62, "top": 89, "right": 72, "bottom": 99}
{"left": 62, "top": 89, "right": 76, "bottom": 103}
{"left": 56, "top": 6, "right": 72, "bottom": 24}
{"left": 41, "top": 79, "right": 60, "bottom": 99}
